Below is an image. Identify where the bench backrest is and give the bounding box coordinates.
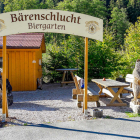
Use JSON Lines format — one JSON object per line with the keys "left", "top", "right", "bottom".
{"left": 126, "top": 74, "right": 134, "bottom": 88}
{"left": 126, "top": 74, "right": 134, "bottom": 83}
{"left": 74, "top": 75, "right": 99, "bottom": 96}
{"left": 74, "top": 76, "right": 84, "bottom": 94}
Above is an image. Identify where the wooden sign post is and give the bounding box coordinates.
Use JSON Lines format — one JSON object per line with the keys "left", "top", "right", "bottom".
{"left": 2, "top": 36, "right": 8, "bottom": 121}
{"left": 84, "top": 37, "right": 88, "bottom": 115}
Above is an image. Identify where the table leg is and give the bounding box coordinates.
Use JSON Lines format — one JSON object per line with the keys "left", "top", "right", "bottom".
{"left": 106, "top": 87, "right": 127, "bottom": 106}
{"left": 70, "top": 71, "right": 75, "bottom": 86}
{"left": 61, "top": 71, "right": 66, "bottom": 87}
{"left": 66, "top": 71, "right": 68, "bottom": 85}
{"left": 96, "top": 84, "right": 106, "bottom": 97}
{"left": 97, "top": 84, "right": 103, "bottom": 95}
{"left": 70, "top": 71, "right": 74, "bottom": 80}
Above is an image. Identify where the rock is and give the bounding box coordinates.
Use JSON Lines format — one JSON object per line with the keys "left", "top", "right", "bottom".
{"left": 130, "top": 101, "right": 140, "bottom": 114}
{"left": 137, "top": 99, "right": 140, "bottom": 105}
{"left": 92, "top": 108, "right": 103, "bottom": 118}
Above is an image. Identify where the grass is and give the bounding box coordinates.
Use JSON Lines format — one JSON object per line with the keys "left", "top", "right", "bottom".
{"left": 105, "top": 116, "right": 111, "bottom": 119}
{"left": 125, "top": 112, "right": 140, "bottom": 117}
{"left": 24, "top": 123, "right": 28, "bottom": 126}
{"left": 92, "top": 117, "right": 97, "bottom": 119}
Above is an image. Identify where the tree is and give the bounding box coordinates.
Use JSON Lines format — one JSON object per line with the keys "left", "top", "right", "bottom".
{"left": 3, "top": 0, "right": 54, "bottom": 12}
{"left": 0, "top": 0, "right": 4, "bottom": 13}
{"left": 109, "top": 7, "right": 130, "bottom": 49}
{"left": 124, "top": 17, "right": 140, "bottom": 67}
{"left": 117, "top": 16, "right": 140, "bottom": 76}
{"left": 56, "top": 0, "right": 107, "bottom": 19}
{"left": 110, "top": 0, "right": 116, "bottom": 10}
{"left": 127, "top": 0, "right": 140, "bottom": 23}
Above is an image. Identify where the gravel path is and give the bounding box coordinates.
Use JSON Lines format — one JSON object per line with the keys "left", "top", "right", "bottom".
{"left": 0, "top": 82, "right": 133, "bottom": 126}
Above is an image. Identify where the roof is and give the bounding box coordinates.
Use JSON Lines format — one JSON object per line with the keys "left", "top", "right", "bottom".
{"left": 0, "top": 33, "right": 45, "bottom": 49}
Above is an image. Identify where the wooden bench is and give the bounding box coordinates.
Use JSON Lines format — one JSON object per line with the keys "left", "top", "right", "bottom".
{"left": 72, "top": 76, "right": 100, "bottom": 108}
{"left": 121, "top": 74, "right": 134, "bottom": 96}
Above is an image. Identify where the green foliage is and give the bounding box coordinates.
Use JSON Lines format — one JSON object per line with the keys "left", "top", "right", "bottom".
{"left": 56, "top": 0, "right": 107, "bottom": 19}
{"left": 127, "top": 0, "right": 140, "bottom": 23}
{"left": 3, "top": 0, "right": 54, "bottom": 12}
{"left": 104, "top": 115, "right": 111, "bottom": 119}
{"left": 87, "top": 28, "right": 123, "bottom": 79}
{"left": 4, "top": 0, "right": 38, "bottom": 11}
{"left": 122, "top": 17, "right": 140, "bottom": 75}
{"left": 125, "top": 112, "right": 140, "bottom": 117}
{"left": 43, "top": 35, "right": 84, "bottom": 82}
{"left": 109, "top": 7, "right": 130, "bottom": 48}
{"left": 24, "top": 123, "right": 28, "bottom": 126}
{"left": 43, "top": 29, "right": 122, "bottom": 81}
{"left": 0, "top": 0, "right": 4, "bottom": 13}
{"left": 45, "top": 45, "right": 70, "bottom": 82}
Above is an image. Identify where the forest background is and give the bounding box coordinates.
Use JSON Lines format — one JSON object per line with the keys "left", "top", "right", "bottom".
{"left": 1, "top": 0, "right": 140, "bottom": 83}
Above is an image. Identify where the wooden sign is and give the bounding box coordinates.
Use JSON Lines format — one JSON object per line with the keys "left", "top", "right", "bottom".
{"left": 0, "top": 9, "right": 103, "bottom": 41}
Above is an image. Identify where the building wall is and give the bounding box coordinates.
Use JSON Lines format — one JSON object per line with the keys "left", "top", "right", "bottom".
{"left": 0, "top": 48, "right": 43, "bottom": 91}
{"left": 35, "top": 38, "right": 45, "bottom": 81}
{"left": 35, "top": 48, "right": 42, "bottom": 80}
{"left": 0, "top": 53, "right": 8, "bottom": 78}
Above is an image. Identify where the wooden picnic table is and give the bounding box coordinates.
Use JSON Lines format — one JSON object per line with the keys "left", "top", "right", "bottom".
{"left": 55, "top": 68, "right": 79, "bottom": 87}
{"left": 91, "top": 79, "right": 130, "bottom": 106}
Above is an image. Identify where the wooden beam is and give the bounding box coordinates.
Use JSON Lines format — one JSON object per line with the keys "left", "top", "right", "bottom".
{"left": 84, "top": 37, "right": 88, "bottom": 115}
{"left": 102, "top": 88, "right": 114, "bottom": 98}
{"left": 106, "top": 103, "right": 127, "bottom": 106}
{"left": 78, "top": 94, "right": 99, "bottom": 102}
{"left": 2, "top": 36, "right": 8, "bottom": 121}
{"left": 61, "top": 71, "right": 66, "bottom": 87}
{"left": 74, "top": 77, "right": 81, "bottom": 95}
{"left": 107, "top": 87, "right": 123, "bottom": 103}
{"left": 61, "top": 81, "right": 74, "bottom": 84}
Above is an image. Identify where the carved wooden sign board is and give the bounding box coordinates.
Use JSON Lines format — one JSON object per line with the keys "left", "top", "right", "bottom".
{"left": 0, "top": 9, "right": 103, "bottom": 41}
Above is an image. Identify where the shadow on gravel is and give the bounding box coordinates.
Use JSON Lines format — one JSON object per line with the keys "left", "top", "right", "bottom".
{"left": 12, "top": 92, "right": 73, "bottom": 102}
{"left": 9, "top": 102, "right": 74, "bottom": 111}
{"left": 12, "top": 85, "right": 74, "bottom": 102}
{"left": 9, "top": 102, "right": 60, "bottom": 111}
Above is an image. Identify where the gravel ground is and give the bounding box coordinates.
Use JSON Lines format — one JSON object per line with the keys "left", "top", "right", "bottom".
{"left": 0, "top": 82, "right": 133, "bottom": 126}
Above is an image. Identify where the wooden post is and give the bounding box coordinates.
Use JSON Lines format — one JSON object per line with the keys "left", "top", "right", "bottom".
{"left": 2, "top": 36, "right": 8, "bottom": 121}
{"left": 84, "top": 37, "right": 88, "bottom": 115}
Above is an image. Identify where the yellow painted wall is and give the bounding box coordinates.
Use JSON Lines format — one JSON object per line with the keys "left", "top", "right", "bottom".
{"left": 0, "top": 49, "right": 42, "bottom": 91}
{"left": 9, "top": 50, "right": 38, "bottom": 91}
{"left": 0, "top": 36, "right": 46, "bottom": 91}
{"left": 35, "top": 38, "right": 45, "bottom": 79}
{"left": 36, "top": 48, "right": 42, "bottom": 79}
{"left": 0, "top": 53, "right": 8, "bottom": 78}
